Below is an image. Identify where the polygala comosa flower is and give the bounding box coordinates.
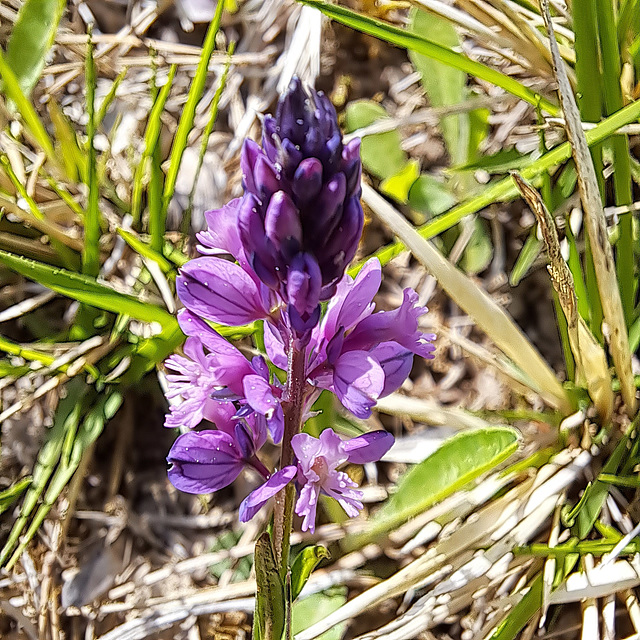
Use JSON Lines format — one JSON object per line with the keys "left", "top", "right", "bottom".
{"left": 164, "top": 78, "right": 435, "bottom": 533}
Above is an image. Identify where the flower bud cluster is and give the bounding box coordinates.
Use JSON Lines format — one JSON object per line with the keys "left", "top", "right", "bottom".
{"left": 164, "top": 79, "right": 435, "bottom": 532}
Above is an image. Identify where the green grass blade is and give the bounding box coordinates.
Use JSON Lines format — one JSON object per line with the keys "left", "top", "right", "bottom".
{"left": 0, "top": 379, "right": 87, "bottom": 566}
{"left": 357, "top": 97, "right": 640, "bottom": 272}
{"left": 0, "top": 250, "right": 177, "bottom": 328}
{"left": 509, "top": 230, "right": 541, "bottom": 286}
{"left": 298, "top": 0, "right": 559, "bottom": 115}
{"left": 131, "top": 64, "right": 177, "bottom": 228}
{"left": 6, "top": 389, "right": 123, "bottom": 569}
{"left": 161, "top": 0, "right": 225, "bottom": 220}
{"left": 96, "top": 67, "right": 127, "bottom": 128}
{"left": 83, "top": 31, "right": 100, "bottom": 278}
{"left": 183, "top": 41, "right": 235, "bottom": 237}
{"left": 598, "top": 0, "right": 635, "bottom": 326}
{"left": 5, "top": 0, "right": 65, "bottom": 98}
{"left": 0, "top": 478, "right": 32, "bottom": 516}
{"left": 117, "top": 228, "right": 175, "bottom": 275}
{"left": 0, "top": 49, "right": 56, "bottom": 161}
{"left": 48, "top": 99, "right": 87, "bottom": 183}
{"left": 542, "top": 0, "right": 637, "bottom": 415}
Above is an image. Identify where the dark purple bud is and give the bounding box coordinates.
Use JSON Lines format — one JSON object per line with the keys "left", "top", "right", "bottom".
{"left": 235, "top": 422, "right": 256, "bottom": 460}
{"left": 264, "top": 191, "right": 302, "bottom": 252}
{"left": 240, "top": 139, "right": 261, "bottom": 193}
{"left": 293, "top": 157, "right": 323, "bottom": 203}
{"left": 287, "top": 253, "right": 322, "bottom": 317}
{"left": 253, "top": 154, "right": 281, "bottom": 201}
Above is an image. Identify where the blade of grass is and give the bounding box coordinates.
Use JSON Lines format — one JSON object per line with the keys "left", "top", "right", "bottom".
{"left": 357, "top": 97, "right": 640, "bottom": 273}
{"left": 541, "top": 0, "right": 637, "bottom": 415}
{"left": 5, "top": 0, "right": 65, "bottom": 98}
{"left": 183, "top": 41, "right": 235, "bottom": 238}
{"left": 362, "top": 182, "right": 571, "bottom": 412}
{"left": 131, "top": 64, "right": 177, "bottom": 229}
{"left": 83, "top": 30, "right": 100, "bottom": 278}
{"left": 161, "top": 0, "right": 226, "bottom": 231}
{"left": 0, "top": 49, "right": 56, "bottom": 161}
{"left": 116, "top": 228, "right": 175, "bottom": 275}
{"left": 598, "top": 0, "right": 635, "bottom": 326}
{"left": 47, "top": 99, "right": 86, "bottom": 183}
{"left": 6, "top": 388, "right": 123, "bottom": 569}
{"left": 0, "top": 379, "right": 87, "bottom": 566}
{"left": 298, "top": 0, "right": 559, "bottom": 115}
{"left": 96, "top": 67, "right": 127, "bottom": 128}
{"left": 0, "top": 250, "right": 177, "bottom": 328}
{"left": 0, "top": 155, "right": 80, "bottom": 268}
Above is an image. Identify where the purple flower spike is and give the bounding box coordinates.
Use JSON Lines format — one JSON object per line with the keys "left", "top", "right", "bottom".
{"left": 236, "top": 77, "right": 364, "bottom": 332}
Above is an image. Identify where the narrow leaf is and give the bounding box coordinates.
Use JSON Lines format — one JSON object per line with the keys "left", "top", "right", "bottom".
{"left": 254, "top": 532, "right": 286, "bottom": 640}
{"left": 0, "top": 250, "right": 176, "bottom": 328}
{"left": 290, "top": 545, "right": 330, "bottom": 602}
{"left": 5, "top": 0, "right": 65, "bottom": 98}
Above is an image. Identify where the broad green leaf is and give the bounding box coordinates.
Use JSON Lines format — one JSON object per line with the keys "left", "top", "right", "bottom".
{"left": 290, "top": 545, "right": 330, "bottom": 602}
{"left": 344, "top": 101, "right": 407, "bottom": 179}
{"left": 0, "top": 250, "right": 176, "bottom": 328}
{"left": 345, "top": 427, "right": 519, "bottom": 550}
{"left": 408, "top": 174, "right": 456, "bottom": 217}
{"left": 409, "top": 8, "right": 465, "bottom": 162}
{"left": 5, "top": 0, "right": 65, "bottom": 98}
{"left": 253, "top": 532, "right": 286, "bottom": 640}
{"left": 380, "top": 160, "right": 420, "bottom": 203}
{"left": 299, "top": 0, "right": 559, "bottom": 115}
{"left": 293, "top": 588, "right": 347, "bottom": 640}
{"left": 0, "top": 478, "right": 32, "bottom": 516}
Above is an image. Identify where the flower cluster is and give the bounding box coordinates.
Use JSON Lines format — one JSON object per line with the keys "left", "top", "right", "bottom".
{"left": 164, "top": 79, "right": 435, "bottom": 533}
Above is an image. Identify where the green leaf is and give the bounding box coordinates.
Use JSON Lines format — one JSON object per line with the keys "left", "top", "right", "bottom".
{"left": 6, "top": 388, "right": 123, "bottom": 569}
{"left": 0, "top": 379, "right": 87, "bottom": 567}
{"left": 488, "top": 573, "right": 543, "bottom": 640}
{"left": 0, "top": 250, "right": 176, "bottom": 328}
{"left": 460, "top": 218, "right": 493, "bottom": 275}
{"left": 344, "top": 100, "right": 407, "bottom": 179}
{"left": 5, "top": 0, "right": 65, "bottom": 98}
{"left": 0, "top": 49, "right": 56, "bottom": 160}
{"left": 117, "top": 228, "right": 175, "bottom": 275}
{"left": 380, "top": 160, "right": 420, "bottom": 203}
{"left": 408, "top": 174, "right": 456, "bottom": 217}
{"left": 509, "top": 229, "right": 542, "bottom": 286}
{"left": 0, "top": 478, "right": 32, "bottom": 516}
{"left": 298, "top": 0, "right": 559, "bottom": 115}
{"left": 345, "top": 427, "right": 520, "bottom": 550}
{"left": 253, "top": 532, "right": 286, "bottom": 640}
{"left": 290, "top": 545, "right": 330, "bottom": 602}
{"left": 576, "top": 432, "right": 630, "bottom": 538}
{"left": 409, "top": 7, "right": 465, "bottom": 162}
{"left": 292, "top": 588, "right": 347, "bottom": 640}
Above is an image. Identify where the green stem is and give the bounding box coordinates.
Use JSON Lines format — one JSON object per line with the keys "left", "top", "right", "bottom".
{"left": 273, "top": 342, "right": 307, "bottom": 579}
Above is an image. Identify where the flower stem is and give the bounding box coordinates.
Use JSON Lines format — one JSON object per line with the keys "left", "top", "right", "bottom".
{"left": 273, "top": 339, "right": 306, "bottom": 579}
